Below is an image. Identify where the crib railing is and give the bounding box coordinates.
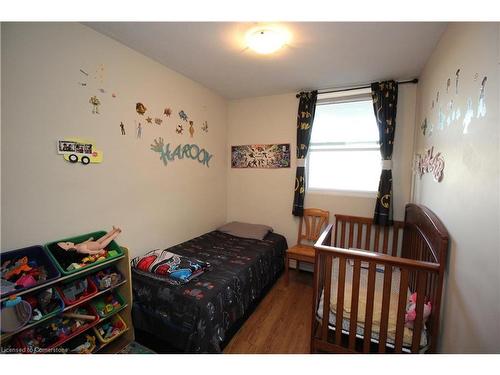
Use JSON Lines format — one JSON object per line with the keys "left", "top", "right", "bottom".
{"left": 311, "top": 205, "right": 448, "bottom": 354}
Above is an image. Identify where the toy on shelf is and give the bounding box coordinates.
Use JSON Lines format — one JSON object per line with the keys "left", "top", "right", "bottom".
{"left": 1, "top": 256, "right": 48, "bottom": 292}
{"left": 94, "top": 313, "right": 127, "bottom": 344}
{"left": 57, "top": 277, "right": 97, "bottom": 306}
{"left": 68, "top": 334, "right": 97, "bottom": 354}
{"left": 57, "top": 227, "right": 122, "bottom": 255}
{"left": 15, "top": 304, "right": 98, "bottom": 351}
{"left": 92, "top": 292, "right": 124, "bottom": 318}
{"left": 92, "top": 267, "right": 123, "bottom": 291}
{"left": 26, "top": 287, "right": 65, "bottom": 323}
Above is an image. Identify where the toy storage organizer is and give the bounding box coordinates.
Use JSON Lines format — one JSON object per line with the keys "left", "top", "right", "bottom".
{"left": 0, "top": 246, "right": 134, "bottom": 354}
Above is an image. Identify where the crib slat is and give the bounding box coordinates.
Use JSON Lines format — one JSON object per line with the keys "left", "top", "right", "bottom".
{"left": 374, "top": 226, "right": 380, "bottom": 252}
{"left": 335, "top": 217, "right": 339, "bottom": 246}
{"left": 322, "top": 256, "right": 333, "bottom": 341}
{"left": 365, "top": 224, "right": 371, "bottom": 250}
{"left": 411, "top": 273, "right": 427, "bottom": 353}
{"left": 356, "top": 223, "right": 363, "bottom": 249}
{"left": 348, "top": 222, "right": 354, "bottom": 248}
{"left": 382, "top": 227, "right": 389, "bottom": 254}
{"left": 394, "top": 268, "right": 409, "bottom": 353}
{"left": 340, "top": 221, "right": 346, "bottom": 248}
{"left": 348, "top": 259, "right": 361, "bottom": 350}
{"left": 378, "top": 265, "right": 393, "bottom": 353}
{"left": 391, "top": 226, "right": 399, "bottom": 256}
{"left": 335, "top": 257, "right": 347, "bottom": 345}
{"left": 363, "top": 262, "right": 377, "bottom": 353}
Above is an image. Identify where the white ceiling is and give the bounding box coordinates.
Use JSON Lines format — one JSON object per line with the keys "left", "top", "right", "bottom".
{"left": 85, "top": 22, "right": 447, "bottom": 100}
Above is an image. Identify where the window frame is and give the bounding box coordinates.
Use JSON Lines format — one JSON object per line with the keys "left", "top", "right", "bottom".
{"left": 306, "top": 89, "right": 381, "bottom": 197}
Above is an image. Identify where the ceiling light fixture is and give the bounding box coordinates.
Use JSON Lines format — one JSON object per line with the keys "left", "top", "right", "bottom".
{"left": 246, "top": 27, "right": 288, "bottom": 55}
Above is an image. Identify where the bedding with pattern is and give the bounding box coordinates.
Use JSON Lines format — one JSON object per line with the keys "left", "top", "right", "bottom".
{"left": 131, "top": 230, "right": 287, "bottom": 353}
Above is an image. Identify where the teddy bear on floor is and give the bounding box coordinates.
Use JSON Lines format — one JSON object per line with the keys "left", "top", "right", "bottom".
{"left": 405, "top": 292, "right": 432, "bottom": 329}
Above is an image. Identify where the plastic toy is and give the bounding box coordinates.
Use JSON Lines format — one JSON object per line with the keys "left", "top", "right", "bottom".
{"left": 1, "top": 255, "right": 48, "bottom": 293}
{"left": 57, "top": 227, "right": 121, "bottom": 255}
{"left": 57, "top": 138, "right": 103, "bottom": 165}
{"left": 405, "top": 292, "right": 432, "bottom": 329}
{"left": 62, "top": 279, "right": 89, "bottom": 301}
{"left": 93, "top": 268, "right": 122, "bottom": 290}
{"left": 70, "top": 334, "right": 96, "bottom": 354}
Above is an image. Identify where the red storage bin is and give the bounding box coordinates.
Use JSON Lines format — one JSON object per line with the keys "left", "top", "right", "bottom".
{"left": 56, "top": 277, "right": 97, "bottom": 306}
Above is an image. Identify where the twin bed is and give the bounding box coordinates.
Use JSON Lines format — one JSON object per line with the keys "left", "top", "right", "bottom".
{"left": 131, "top": 204, "right": 448, "bottom": 354}
{"left": 131, "top": 229, "right": 287, "bottom": 353}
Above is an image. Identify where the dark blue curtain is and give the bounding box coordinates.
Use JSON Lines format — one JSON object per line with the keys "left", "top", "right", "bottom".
{"left": 292, "top": 91, "right": 317, "bottom": 217}
{"left": 371, "top": 81, "right": 398, "bottom": 226}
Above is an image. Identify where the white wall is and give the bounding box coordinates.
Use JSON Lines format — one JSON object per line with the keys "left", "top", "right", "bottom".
{"left": 1, "top": 23, "right": 228, "bottom": 258}
{"left": 413, "top": 23, "right": 500, "bottom": 353}
{"left": 226, "top": 85, "right": 417, "bottom": 249}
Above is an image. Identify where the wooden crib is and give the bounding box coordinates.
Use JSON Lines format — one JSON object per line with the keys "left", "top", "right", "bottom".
{"left": 310, "top": 204, "right": 449, "bottom": 354}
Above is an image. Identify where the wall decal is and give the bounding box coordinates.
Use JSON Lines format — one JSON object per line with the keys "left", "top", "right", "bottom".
{"left": 438, "top": 106, "right": 446, "bottom": 130}
{"left": 79, "top": 69, "right": 89, "bottom": 76}
{"left": 421, "top": 118, "right": 428, "bottom": 136}
{"left": 136, "top": 102, "right": 147, "bottom": 115}
{"left": 463, "top": 97, "right": 474, "bottom": 134}
{"left": 163, "top": 107, "right": 172, "bottom": 117}
{"left": 189, "top": 121, "right": 195, "bottom": 138}
{"left": 112, "top": 93, "right": 117, "bottom": 98}
{"left": 179, "top": 110, "right": 188, "bottom": 122}
{"left": 436, "top": 91, "right": 439, "bottom": 104}
{"left": 136, "top": 122, "right": 143, "bottom": 139}
{"left": 154, "top": 118, "right": 163, "bottom": 126}
{"left": 414, "top": 146, "right": 444, "bottom": 182}
{"left": 98, "top": 88, "right": 106, "bottom": 94}
{"left": 146, "top": 117, "right": 153, "bottom": 124}
{"left": 150, "top": 138, "right": 213, "bottom": 167}
{"left": 446, "top": 78, "right": 451, "bottom": 93}
{"left": 57, "top": 138, "right": 103, "bottom": 165}
{"left": 77, "top": 82, "right": 87, "bottom": 87}
{"left": 176, "top": 124, "right": 184, "bottom": 134}
{"left": 89, "top": 96, "right": 101, "bottom": 114}
{"left": 202, "top": 121, "right": 208, "bottom": 133}
{"left": 477, "top": 76, "right": 487, "bottom": 118}
{"left": 120, "top": 122, "right": 126, "bottom": 135}
{"left": 455, "top": 69, "right": 460, "bottom": 94}
{"left": 231, "top": 144, "right": 291, "bottom": 169}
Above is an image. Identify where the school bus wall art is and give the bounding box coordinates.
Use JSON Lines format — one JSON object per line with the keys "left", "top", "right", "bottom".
{"left": 57, "top": 138, "right": 103, "bottom": 165}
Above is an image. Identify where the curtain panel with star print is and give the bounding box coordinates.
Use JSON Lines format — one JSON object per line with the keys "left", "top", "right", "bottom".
{"left": 292, "top": 90, "right": 317, "bottom": 217}
{"left": 371, "top": 80, "right": 398, "bottom": 226}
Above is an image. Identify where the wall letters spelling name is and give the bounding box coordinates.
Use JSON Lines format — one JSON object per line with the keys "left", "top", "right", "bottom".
{"left": 150, "top": 137, "right": 213, "bottom": 167}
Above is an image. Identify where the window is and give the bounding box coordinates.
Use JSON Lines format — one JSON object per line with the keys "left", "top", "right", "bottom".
{"left": 307, "top": 90, "right": 381, "bottom": 194}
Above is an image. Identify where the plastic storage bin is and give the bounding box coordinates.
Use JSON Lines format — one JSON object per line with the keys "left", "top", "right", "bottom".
{"left": 1, "top": 245, "right": 60, "bottom": 298}
{"left": 93, "top": 313, "right": 127, "bottom": 345}
{"left": 91, "top": 291, "right": 126, "bottom": 319}
{"left": 27, "top": 287, "right": 65, "bottom": 324}
{"left": 44, "top": 231, "right": 124, "bottom": 276}
{"left": 91, "top": 266, "right": 124, "bottom": 291}
{"left": 56, "top": 276, "right": 98, "bottom": 306}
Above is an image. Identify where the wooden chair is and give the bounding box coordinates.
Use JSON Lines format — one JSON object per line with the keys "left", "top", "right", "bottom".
{"left": 285, "top": 208, "right": 329, "bottom": 285}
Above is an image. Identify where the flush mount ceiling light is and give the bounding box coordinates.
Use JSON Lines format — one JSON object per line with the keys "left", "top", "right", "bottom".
{"left": 245, "top": 27, "right": 288, "bottom": 55}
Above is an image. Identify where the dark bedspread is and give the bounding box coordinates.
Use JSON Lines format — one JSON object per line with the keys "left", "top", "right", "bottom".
{"left": 131, "top": 230, "right": 287, "bottom": 353}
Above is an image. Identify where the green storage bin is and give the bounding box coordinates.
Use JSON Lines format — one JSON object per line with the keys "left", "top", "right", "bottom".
{"left": 44, "top": 231, "right": 123, "bottom": 276}
{"left": 91, "top": 291, "right": 126, "bottom": 319}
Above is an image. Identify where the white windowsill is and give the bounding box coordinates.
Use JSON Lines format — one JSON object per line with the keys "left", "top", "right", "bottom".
{"left": 307, "top": 188, "right": 378, "bottom": 198}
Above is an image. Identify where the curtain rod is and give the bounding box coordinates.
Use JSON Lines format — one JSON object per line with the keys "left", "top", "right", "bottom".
{"left": 296, "top": 78, "right": 418, "bottom": 98}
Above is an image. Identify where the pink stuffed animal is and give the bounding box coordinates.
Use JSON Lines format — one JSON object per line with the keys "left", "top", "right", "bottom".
{"left": 405, "top": 292, "right": 432, "bottom": 329}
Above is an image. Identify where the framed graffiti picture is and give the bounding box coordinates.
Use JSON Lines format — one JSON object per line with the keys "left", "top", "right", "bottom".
{"left": 231, "top": 143, "right": 291, "bottom": 169}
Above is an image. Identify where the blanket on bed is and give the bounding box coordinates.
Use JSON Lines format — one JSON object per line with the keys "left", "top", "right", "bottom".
{"left": 131, "top": 250, "right": 210, "bottom": 285}
{"left": 131, "top": 230, "right": 287, "bottom": 353}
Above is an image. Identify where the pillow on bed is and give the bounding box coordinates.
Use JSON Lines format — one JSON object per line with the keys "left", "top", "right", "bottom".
{"left": 217, "top": 221, "right": 273, "bottom": 240}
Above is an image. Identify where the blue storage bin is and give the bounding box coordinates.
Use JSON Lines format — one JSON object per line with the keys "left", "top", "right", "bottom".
{"left": 1, "top": 245, "right": 60, "bottom": 298}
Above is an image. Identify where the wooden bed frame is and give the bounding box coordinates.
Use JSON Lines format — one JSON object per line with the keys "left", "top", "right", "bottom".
{"left": 310, "top": 204, "right": 449, "bottom": 354}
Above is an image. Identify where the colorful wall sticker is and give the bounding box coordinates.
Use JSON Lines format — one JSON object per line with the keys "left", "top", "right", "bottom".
{"left": 463, "top": 97, "right": 474, "bottom": 134}
{"left": 179, "top": 110, "right": 188, "bottom": 122}
{"left": 120, "top": 122, "right": 126, "bottom": 135}
{"left": 89, "top": 96, "right": 101, "bottom": 114}
{"left": 231, "top": 144, "right": 291, "bottom": 169}
{"left": 189, "top": 121, "right": 195, "bottom": 138}
{"left": 150, "top": 138, "right": 213, "bottom": 168}
{"left": 136, "top": 122, "right": 143, "bottom": 139}
{"left": 154, "top": 118, "right": 163, "bottom": 126}
{"left": 146, "top": 117, "right": 153, "bottom": 124}
{"left": 176, "top": 124, "right": 184, "bottom": 134}
{"left": 421, "top": 118, "right": 428, "bottom": 136}
{"left": 477, "top": 76, "right": 487, "bottom": 118}
{"left": 202, "top": 121, "right": 208, "bottom": 133}
{"left": 414, "top": 146, "right": 444, "bottom": 182}
{"left": 455, "top": 69, "right": 461, "bottom": 94}
{"left": 446, "top": 78, "right": 451, "bottom": 93}
{"left": 57, "top": 138, "right": 103, "bottom": 165}
{"left": 438, "top": 106, "right": 446, "bottom": 130}
{"left": 163, "top": 107, "right": 172, "bottom": 117}
{"left": 136, "top": 102, "right": 147, "bottom": 115}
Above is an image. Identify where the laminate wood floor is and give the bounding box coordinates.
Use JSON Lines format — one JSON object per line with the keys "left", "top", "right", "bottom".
{"left": 224, "top": 270, "right": 313, "bottom": 354}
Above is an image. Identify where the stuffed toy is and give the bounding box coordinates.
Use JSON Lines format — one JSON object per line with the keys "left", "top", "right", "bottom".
{"left": 405, "top": 292, "right": 432, "bottom": 329}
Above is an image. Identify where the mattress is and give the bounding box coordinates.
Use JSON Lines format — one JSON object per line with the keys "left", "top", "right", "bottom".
{"left": 316, "top": 258, "right": 428, "bottom": 352}
{"left": 132, "top": 230, "right": 287, "bottom": 353}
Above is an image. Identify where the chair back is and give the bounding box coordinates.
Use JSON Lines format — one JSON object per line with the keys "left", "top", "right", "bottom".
{"left": 297, "top": 208, "right": 330, "bottom": 246}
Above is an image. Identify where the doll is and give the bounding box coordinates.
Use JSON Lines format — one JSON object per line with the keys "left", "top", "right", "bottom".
{"left": 57, "top": 227, "right": 121, "bottom": 255}
{"left": 405, "top": 292, "right": 432, "bottom": 329}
